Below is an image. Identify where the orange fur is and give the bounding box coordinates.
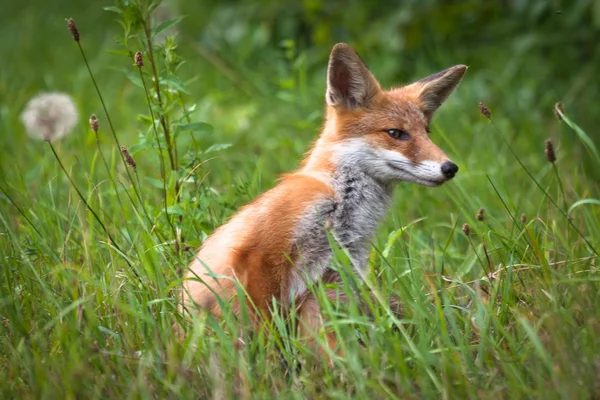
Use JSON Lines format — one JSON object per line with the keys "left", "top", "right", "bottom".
{"left": 181, "top": 173, "right": 335, "bottom": 322}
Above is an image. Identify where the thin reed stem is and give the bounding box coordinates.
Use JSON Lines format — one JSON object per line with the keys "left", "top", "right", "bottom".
{"left": 93, "top": 131, "right": 161, "bottom": 241}
{"left": 466, "top": 235, "right": 489, "bottom": 277}
{"left": 0, "top": 186, "right": 62, "bottom": 263}
{"left": 49, "top": 142, "right": 114, "bottom": 244}
{"left": 487, "top": 120, "right": 598, "bottom": 256}
{"left": 140, "top": 20, "right": 177, "bottom": 173}
{"left": 74, "top": 41, "right": 146, "bottom": 215}
{"left": 48, "top": 142, "right": 141, "bottom": 281}
{"left": 551, "top": 163, "right": 566, "bottom": 209}
{"left": 137, "top": 66, "right": 177, "bottom": 240}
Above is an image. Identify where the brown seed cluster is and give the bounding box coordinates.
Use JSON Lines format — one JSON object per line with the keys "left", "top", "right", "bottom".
{"left": 67, "top": 18, "right": 80, "bottom": 42}
{"left": 134, "top": 51, "right": 144, "bottom": 68}
{"left": 553, "top": 102, "right": 564, "bottom": 121}
{"left": 120, "top": 146, "right": 137, "bottom": 171}
{"left": 462, "top": 223, "right": 470, "bottom": 236}
{"left": 476, "top": 207, "right": 485, "bottom": 221}
{"left": 545, "top": 139, "right": 556, "bottom": 163}
{"left": 478, "top": 101, "right": 491, "bottom": 119}
{"left": 89, "top": 115, "right": 99, "bottom": 133}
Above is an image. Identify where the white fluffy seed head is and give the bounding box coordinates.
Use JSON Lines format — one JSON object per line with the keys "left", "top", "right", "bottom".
{"left": 20, "top": 92, "right": 79, "bottom": 142}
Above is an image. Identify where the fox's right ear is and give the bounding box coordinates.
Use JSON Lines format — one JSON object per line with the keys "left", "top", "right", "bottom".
{"left": 326, "top": 43, "right": 380, "bottom": 109}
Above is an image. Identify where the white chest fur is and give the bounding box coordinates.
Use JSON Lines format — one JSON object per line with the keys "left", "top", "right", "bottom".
{"left": 288, "top": 165, "right": 392, "bottom": 301}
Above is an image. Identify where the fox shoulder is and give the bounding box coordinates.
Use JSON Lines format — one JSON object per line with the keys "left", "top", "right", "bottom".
{"left": 206, "top": 172, "right": 335, "bottom": 258}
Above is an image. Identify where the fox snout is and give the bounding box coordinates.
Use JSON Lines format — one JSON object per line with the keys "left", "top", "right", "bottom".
{"left": 441, "top": 161, "right": 459, "bottom": 180}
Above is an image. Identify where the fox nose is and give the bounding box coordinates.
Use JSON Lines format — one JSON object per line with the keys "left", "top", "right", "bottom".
{"left": 441, "top": 161, "right": 459, "bottom": 179}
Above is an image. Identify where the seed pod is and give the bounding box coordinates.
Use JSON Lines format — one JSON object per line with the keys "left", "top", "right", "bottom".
{"left": 545, "top": 139, "right": 556, "bottom": 163}
{"left": 478, "top": 102, "right": 491, "bottom": 119}
{"left": 120, "top": 146, "right": 137, "bottom": 171}
{"left": 462, "top": 223, "right": 470, "bottom": 236}
{"left": 67, "top": 18, "right": 80, "bottom": 42}
{"left": 89, "top": 115, "right": 99, "bottom": 133}
{"left": 476, "top": 207, "right": 485, "bottom": 221}
{"left": 553, "top": 102, "right": 564, "bottom": 121}
{"left": 134, "top": 51, "right": 144, "bottom": 68}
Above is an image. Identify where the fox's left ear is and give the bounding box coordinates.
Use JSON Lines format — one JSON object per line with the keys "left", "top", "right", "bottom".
{"left": 411, "top": 65, "right": 468, "bottom": 121}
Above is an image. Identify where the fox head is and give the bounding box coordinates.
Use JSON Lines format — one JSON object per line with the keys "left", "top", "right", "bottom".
{"left": 321, "top": 43, "right": 467, "bottom": 186}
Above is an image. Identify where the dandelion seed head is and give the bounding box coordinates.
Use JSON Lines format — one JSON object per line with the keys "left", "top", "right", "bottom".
{"left": 20, "top": 92, "right": 79, "bottom": 142}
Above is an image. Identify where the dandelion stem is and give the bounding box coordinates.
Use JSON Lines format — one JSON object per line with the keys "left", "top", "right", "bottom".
{"left": 49, "top": 142, "right": 112, "bottom": 242}
{"left": 48, "top": 142, "right": 141, "bottom": 280}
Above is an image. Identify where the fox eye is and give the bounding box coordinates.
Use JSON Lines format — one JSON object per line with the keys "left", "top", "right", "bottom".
{"left": 386, "top": 129, "right": 410, "bottom": 140}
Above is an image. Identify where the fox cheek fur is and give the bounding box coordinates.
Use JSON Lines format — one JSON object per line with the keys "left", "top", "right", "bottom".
{"left": 180, "top": 43, "right": 467, "bottom": 341}
{"left": 325, "top": 44, "right": 466, "bottom": 186}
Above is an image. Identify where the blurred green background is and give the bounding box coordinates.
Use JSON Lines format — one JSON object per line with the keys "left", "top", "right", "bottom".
{"left": 2, "top": 0, "right": 599, "bottom": 192}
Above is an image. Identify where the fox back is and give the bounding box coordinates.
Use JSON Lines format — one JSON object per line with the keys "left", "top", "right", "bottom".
{"left": 181, "top": 43, "right": 466, "bottom": 328}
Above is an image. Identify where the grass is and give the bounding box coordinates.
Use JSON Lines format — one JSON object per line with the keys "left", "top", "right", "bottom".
{"left": 1, "top": 1, "right": 600, "bottom": 398}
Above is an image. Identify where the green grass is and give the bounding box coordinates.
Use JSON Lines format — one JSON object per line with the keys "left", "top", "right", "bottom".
{"left": 1, "top": 0, "right": 600, "bottom": 398}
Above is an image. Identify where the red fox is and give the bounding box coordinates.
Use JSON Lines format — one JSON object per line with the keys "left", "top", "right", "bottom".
{"left": 180, "top": 43, "right": 466, "bottom": 349}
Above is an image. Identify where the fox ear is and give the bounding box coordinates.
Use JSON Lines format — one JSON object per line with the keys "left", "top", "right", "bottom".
{"left": 326, "top": 43, "right": 380, "bottom": 109}
{"left": 412, "top": 65, "right": 467, "bottom": 121}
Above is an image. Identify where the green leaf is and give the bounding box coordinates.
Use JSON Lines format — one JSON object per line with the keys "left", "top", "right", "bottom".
{"left": 160, "top": 75, "right": 190, "bottom": 94}
{"left": 205, "top": 143, "right": 232, "bottom": 153}
{"left": 125, "top": 70, "right": 144, "bottom": 89}
{"left": 166, "top": 204, "right": 184, "bottom": 216}
{"left": 151, "top": 16, "right": 184, "bottom": 39}
{"left": 145, "top": 177, "right": 165, "bottom": 189}
{"left": 128, "top": 142, "right": 148, "bottom": 155}
{"left": 150, "top": 103, "right": 164, "bottom": 116}
{"left": 559, "top": 111, "right": 600, "bottom": 164}
{"left": 568, "top": 198, "right": 600, "bottom": 215}
{"left": 382, "top": 217, "right": 426, "bottom": 258}
{"left": 103, "top": 6, "right": 123, "bottom": 14}
{"left": 175, "top": 122, "right": 213, "bottom": 135}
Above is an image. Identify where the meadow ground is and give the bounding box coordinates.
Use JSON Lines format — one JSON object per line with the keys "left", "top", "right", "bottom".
{"left": 1, "top": 1, "right": 599, "bottom": 398}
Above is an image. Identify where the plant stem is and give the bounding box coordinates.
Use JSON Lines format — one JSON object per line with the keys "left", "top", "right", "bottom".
{"left": 140, "top": 20, "right": 177, "bottom": 173}
{"left": 551, "top": 162, "right": 566, "bottom": 210}
{"left": 488, "top": 120, "right": 598, "bottom": 256}
{"left": 137, "top": 66, "right": 177, "bottom": 240}
{"left": 48, "top": 142, "right": 141, "bottom": 280}
{"left": 94, "top": 131, "right": 161, "bottom": 241}
{"left": 75, "top": 42, "right": 146, "bottom": 216}
{"left": 0, "top": 185, "right": 62, "bottom": 263}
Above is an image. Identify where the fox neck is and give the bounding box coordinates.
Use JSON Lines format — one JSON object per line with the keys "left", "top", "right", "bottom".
{"left": 300, "top": 124, "right": 394, "bottom": 270}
